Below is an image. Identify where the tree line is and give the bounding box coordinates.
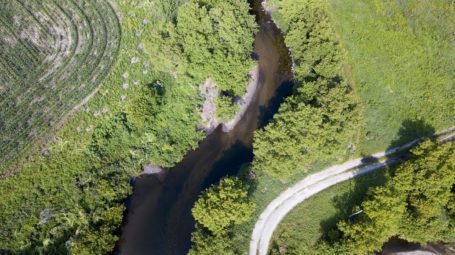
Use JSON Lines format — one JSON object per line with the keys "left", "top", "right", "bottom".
{"left": 253, "top": 0, "right": 360, "bottom": 180}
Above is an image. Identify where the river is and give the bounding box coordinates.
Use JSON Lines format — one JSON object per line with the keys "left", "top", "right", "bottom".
{"left": 116, "top": 0, "right": 293, "bottom": 254}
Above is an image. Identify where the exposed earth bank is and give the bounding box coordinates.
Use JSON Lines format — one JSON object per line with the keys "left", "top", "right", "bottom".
{"left": 200, "top": 66, "right": 260, "bottom": 133}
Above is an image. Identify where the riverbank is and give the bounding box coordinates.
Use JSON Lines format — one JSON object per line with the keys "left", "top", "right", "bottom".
{"left": 200, "top": 66, "right": 260, "bottom": 134}
{"left": 222, "top": 67, "right": 260, "bottom": 132}
{"left": 118, "top": 0, "right": 293, "bottom": 253}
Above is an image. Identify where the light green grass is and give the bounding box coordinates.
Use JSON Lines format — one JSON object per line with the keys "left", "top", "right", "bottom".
{"left": 327, "top": 0, "right": 455, "bottom": 153}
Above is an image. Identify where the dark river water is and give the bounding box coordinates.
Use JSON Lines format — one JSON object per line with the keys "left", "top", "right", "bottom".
{"left": 115, "top": 1, "right": 455, "bottom": 254}
{"left": 117, "top": 0, "right": 293, "bottom": 254}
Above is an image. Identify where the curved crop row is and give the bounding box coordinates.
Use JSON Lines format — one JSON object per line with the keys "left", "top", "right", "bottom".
{"left": 0, "top": 0, "right": 120, "bottom": 168}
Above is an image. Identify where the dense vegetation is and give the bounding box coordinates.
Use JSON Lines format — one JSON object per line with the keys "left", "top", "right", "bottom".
{"left": 270, "top": 171, "right": 386, "bottom": 254}
{"left": 271, "top": 139, "right": 455, "bottom": 254}
{"left": 190, "top": 0, "right": 455, "bottom": 254}
{"left": 189, "top": 177, "right": 256, "bottom": 255}
{"left": 336, "top": 140, "right": 455, "bottom": 254}
{"left": 177, "top": 0, "right": 256, "bottom": 96}
{"left": 4, "top": 0, "right": 454, "bottom": 254}
{"left": 0, "top": 0, "right": 120, "bottom": 167}
{"left": 189, "top": 0, "right": 361, "bottom": 252}
{"left": 253, "top": 0, "right": 360, "bottom": 180}
{"left": 0, "top": 0, "right": 256, "bottom": 253}
{"left": 327, "top": 0, "right": 455, "bottom": 152}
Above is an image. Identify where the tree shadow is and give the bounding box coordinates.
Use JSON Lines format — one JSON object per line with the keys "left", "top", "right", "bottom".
{"left": 258, "top": 80, "right": 294, "bottom": 128}
{"left": 388, "top": 119, "right": 435, "bottom": 149}
{"left": 200, "top": 141, "right": 254, "bottom": 191}
{"left": 317, "top": 119, "right": 436, "bottom": 243}
{"left": 360, "top": 154, "right": 380, "bottom": 164}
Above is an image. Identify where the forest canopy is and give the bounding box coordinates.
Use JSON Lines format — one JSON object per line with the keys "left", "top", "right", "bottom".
{"left": 336, "top": 139, "right": 455, "bottom": 254}
{"left": 190, "top": 177, "right": 256, "bottom": 255}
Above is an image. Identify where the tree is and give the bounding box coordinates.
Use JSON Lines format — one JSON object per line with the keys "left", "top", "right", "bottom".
{"left": 191, "top": 177, "right": 256, "bottom": 235}
{"left": 336, "top": 139, "right": 455, "bottom": 254}
{"left": 396, "top": 140, "right": 455, "bottom": 243}
{"left": 337, "top": 187, "right": 406, "bottom": 254}
{"left": 176, "top": 0, "right": 256, "bottom": 97}
{"left": 252, "top": 0, "right": 359, "bottom": 180}
{"left": 188, "top": 226, "right": 234, "bottom": 255}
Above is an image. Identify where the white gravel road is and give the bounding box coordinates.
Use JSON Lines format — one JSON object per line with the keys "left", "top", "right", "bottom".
{"left": 250, "top": 127, "right": 455, "bottom": 255}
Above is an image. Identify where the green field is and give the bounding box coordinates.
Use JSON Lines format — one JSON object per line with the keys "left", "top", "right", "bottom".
{"left": 328, "top": 0, "right": 455, "bottom": 153}
{"left": 0, "top": 0, "right": 120, "bottom": 166}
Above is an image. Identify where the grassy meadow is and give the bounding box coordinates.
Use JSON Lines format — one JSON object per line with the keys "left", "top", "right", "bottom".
{"left": 328, "top": 0, "right": 455, "bottom": 153}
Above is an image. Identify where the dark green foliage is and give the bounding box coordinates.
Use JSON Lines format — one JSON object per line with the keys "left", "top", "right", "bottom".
{"left": 189, "top": 177, "right": 256, "bottom": 254}
{"left": 216, "top": 95, "right": 240, "bottom": 121}
{"left": 124, "top": 79, "right": 166, "bottom": 132}
{"left": 176, "top": 0, "right": 257, "bottom": 116}
{"left": 155, "top": 0, "right": 186, "bottom": 21}
{"left": 90, "top": 113, "right": 133, "bottom": 163}
{"left": 0, "top": 152, "right": 132, "bottom": 254}
{"left": 192, "top": 177, "right": 256, "bottom": 235}
{"left": 188, "top": 227, "right": 234, "bottom": 255}
{"left": 177, "top": 0, "right": 256, "bottom": 96}
{"left": 253, "top": 0, "right": 359, "bottom": 180}
{"left": 335, "top": 140, "right": 455, "bottom": 254}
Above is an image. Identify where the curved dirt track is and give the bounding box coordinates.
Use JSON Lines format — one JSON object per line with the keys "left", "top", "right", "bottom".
{"left": 250, "top": 127, "right": 455, "bottom": 255}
